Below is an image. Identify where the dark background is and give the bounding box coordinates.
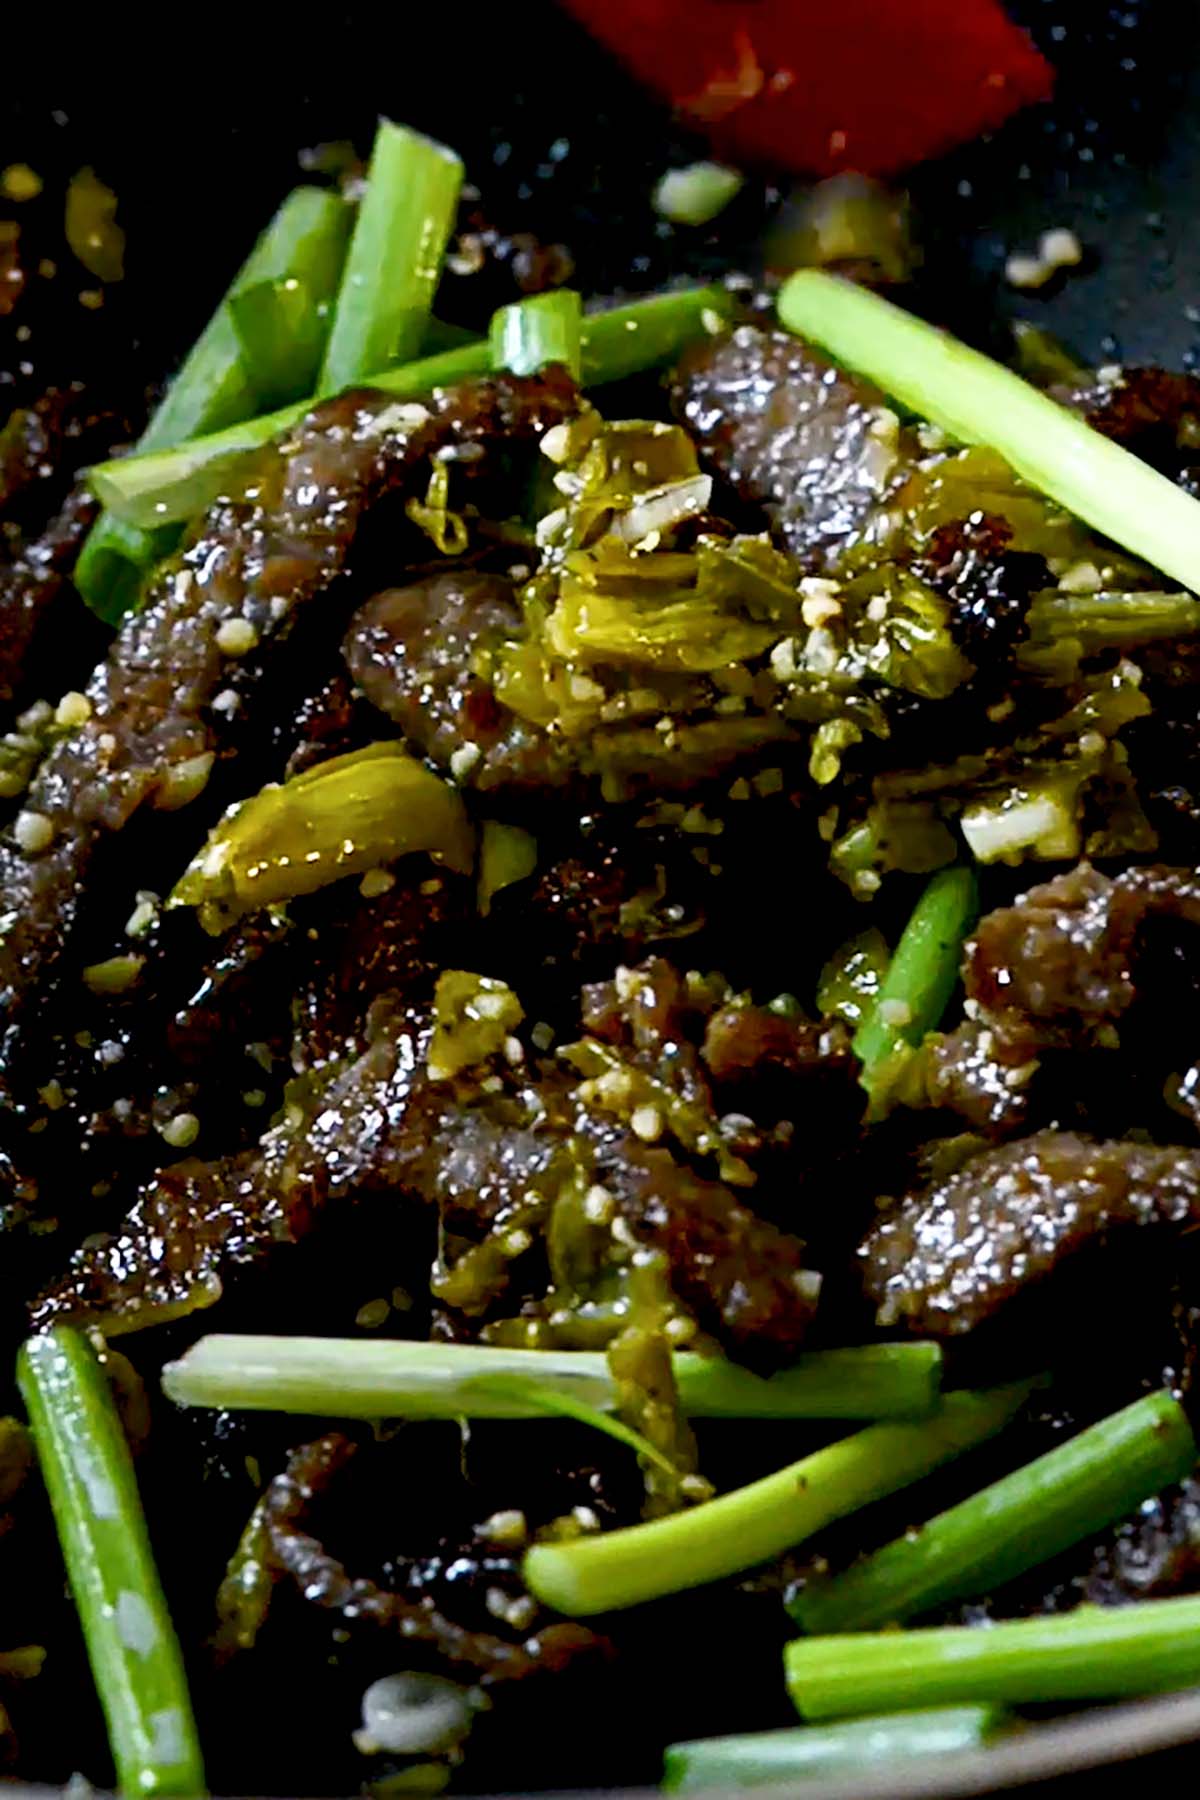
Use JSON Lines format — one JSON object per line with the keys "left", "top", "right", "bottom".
{"left": 3, "top": 2, "right": 1200, "bottom": 1793}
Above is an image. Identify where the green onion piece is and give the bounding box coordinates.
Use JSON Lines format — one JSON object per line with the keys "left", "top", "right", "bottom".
{"left": 784, "top": 1593, "right": 1200, "bottom": 1721}
{"left": 490, "top": 289, "right": 584, "bottom": 382}
{"left": 674, "top": 1343, "right": 943, "bottom": 1420}
{"left": 228, "top": 278, "right": 329, "bottom": 414}
{"left": 170, "top": 742, "right": 474, "bottom": 933}
{"left": 853, "top": 867, "right": 976, "bottom": 1094}
{"left": 465, "top": 1373, "right": 677, "bottom": 1474}
{"left": 76, "top": 185, "right": 351, "bottom": 624}
{"left": 91, "top": 285, "right": 733, "bottom": 530}
{"left": 71, "top": 514, "right": 178, "bottom": 631}
{"left": 421, "top": 317, "right": 478, "bottom": 353}
{"left": 662, "top": 1706, "right": 1009, "bottom": 1792}
{"left": 776, "top": 270, "right": 1200, "bottom": 594}
{"left": 161, "top": 1335, "right": 943, "bottom": 1423}
{"left": 653, "top": 161, "right": 745, "bottom": 228}
{"left": 792, "top": 1391, "right": 1195, "bottom": 1636}
{"left": 523, "top": 1384, "right": 1030, "bottom": 1617}
{"left": 319, "top": 119, "right": 463, "bottom": 393}
{"left": 579, "top": 285, "right": 732, "bottom": 386}
{"left": 17, "top": 1329, "right": 206, "bottom": 1797}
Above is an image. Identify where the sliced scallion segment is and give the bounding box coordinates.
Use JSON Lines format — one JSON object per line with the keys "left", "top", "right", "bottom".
{"left": 319, "top": 119, "right": 463, "bottom": 393}
{"left": 777, "top": 270, "right": 1200, "bottom": 593}
{"left": 523, "top": 1384, "right": 1031, "bottom": 1617}
{"left": 490, "top": 289, "right": 583, "bottom": 381}
{"left": 161, "top": 1335, "right": 943, "bottom": 1423}
{"left": 792, "top": 1390, "right": 1195, "bottom": 1635}
{"left": 853, "top": 866, "right": 977, "bottom": 1094}
{"left": 785, "top": 1593, "right": 1200, "bottom": 1721}
{"left": 662, "top": 1706, "right": 1009, "bottom": 1791}
{"left": 17, "top": 1328, "right": 205, "bottom": 1797}
{"left": 75, "top": 185, "right": 351, "bottom": 623}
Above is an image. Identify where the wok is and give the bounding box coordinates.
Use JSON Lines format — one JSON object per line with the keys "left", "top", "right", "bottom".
{"left": 3, "top": 1, "right": 1200, "bottom": 1792}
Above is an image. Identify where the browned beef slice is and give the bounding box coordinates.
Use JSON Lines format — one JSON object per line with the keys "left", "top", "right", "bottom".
{"left": 293, "top": 873, "right": 470, "bottom": 1071}
{"left": 389, "top": 1063, "right": 822, "bottom": 1361}
{"left": 0, "top": 369, "right": 576, "bottom": 1049}
{"left": 966, "top": 862, "right": 1200, "bottom": 1043}
{"left": 920, "top": 1018, "right": 1038, "bottom": 1137}
{"left": 344, "top": 572, "right": 577, "bottom": 792}
{"left": 0, "top": 483, "right": 100, "bottom": 710}
{"left": 670, "top": 324, "right": 916, "bottom": 565}
{"left": 31, "top": 1001, "right": 430, "bottom": 1333}
{"left": 859, "top": 1129, "right": 1200, "bottom": 1337}
{"left": 597, "top": 1134, "right": 822, "bottom": 1360}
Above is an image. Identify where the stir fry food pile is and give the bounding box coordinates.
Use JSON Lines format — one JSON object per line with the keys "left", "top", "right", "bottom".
{"left": 6, "top": 118, "right": 1200, "bottom": 1795}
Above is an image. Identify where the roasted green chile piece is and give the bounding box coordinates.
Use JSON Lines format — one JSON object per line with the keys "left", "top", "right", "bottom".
{"left": 427, "top": 971, "right": 524, "bottom": 1081}
{"left": 172, "top": 742, "right": 474, "bottom": 931}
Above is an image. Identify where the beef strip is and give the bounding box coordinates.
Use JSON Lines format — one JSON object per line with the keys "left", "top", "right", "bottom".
{"left": 293, "top": 873, "right": 470, "bottom": 1071}
{"left": 391, "top": 1061, "right": 823, "bottom": 1361}
{"left": 965, "top": 862, "right": 1200, "bottom": 1045}
{"left": 0, "top": 483, "right": 102, "bottom": 712}
{"left": 0, "top": 369, "right": 577, "bottom": 1073}
{"left": 918, "top": 1018, "right": 1038, "bottom": 1137}
{"left": 595, "top": 1133, "right": 822, "bottom": 1361}
{"left": 859, "top": 1129, "right": 1200, "bottom": 1337}
{"left": 215, "top": 1433, "right": 601, "bottom": 1683}
{"left": 344, "top": 571, "right": 576, "bottom": 791}
{"left": 670, "top": 324, "right": 918, "bottom": 565}
{"left": 30, "top": 998, "right": 430, "bottom": 1334}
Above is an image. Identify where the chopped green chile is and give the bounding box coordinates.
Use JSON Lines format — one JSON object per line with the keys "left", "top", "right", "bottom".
{"left": 406, "top": 459, "right": 470, "bottom": 556}
{"left": 562, "top": 1035, "right": 753, "bottom": 1185}
{"left": 171, "top": 742, "right": 474, "bottom": 932}
{"left": 427, "top": 971, "right": 524, "bottom": 1081}
{"left": 477, "top": 821, "right": 537, "bottom": 915}
{"left": 817, "top": 929, "right": 890, "bottom": 1027}
{"left": 830, "top": 808, "right": 958, "bottom": 899}
{"left": 494, "top": 420, "right": 807, "bottom": 737}
{"left": 1010, "top": 319, "right": 1090, "bottom": 389}
{"left": 65, "top": 167, "right": 124, "bottom": 282}
{"left": 1020, "top": 587, "right": 1200, "bottom": 657}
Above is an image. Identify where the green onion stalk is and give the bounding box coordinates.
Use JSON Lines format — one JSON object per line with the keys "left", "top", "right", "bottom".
{"left": 75, "top": 186, "right": 350, "bottom": 624}
{"left": 853, "top": 865, "right": 977, "bottom": 1097}
{"left": 777, "top": 270, "right": 1200, "bottom": 594}
{"left": 792, "top": 1390, "right": 1195, "bottom": 1635}
{"left": 162, "top": 1334, "right": 944, "bottom": 1423}
{"left": 523, "top": 1384, "right": 1031, "bottom": 1617}
{"left": 490, "top": 289, "right": 584, "bottom": 382}
{"left": 318, "top": 119, "right": 463, "bottom": 393}
{"left": 662, "top": 1705, "right": 1009, "bottom": 1792}
{"left": 17, "top": 1329, "right": 206, "bottom": 1797}
{"left": 785, "top": 1593, "right": 1200, "bottom": 1721}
